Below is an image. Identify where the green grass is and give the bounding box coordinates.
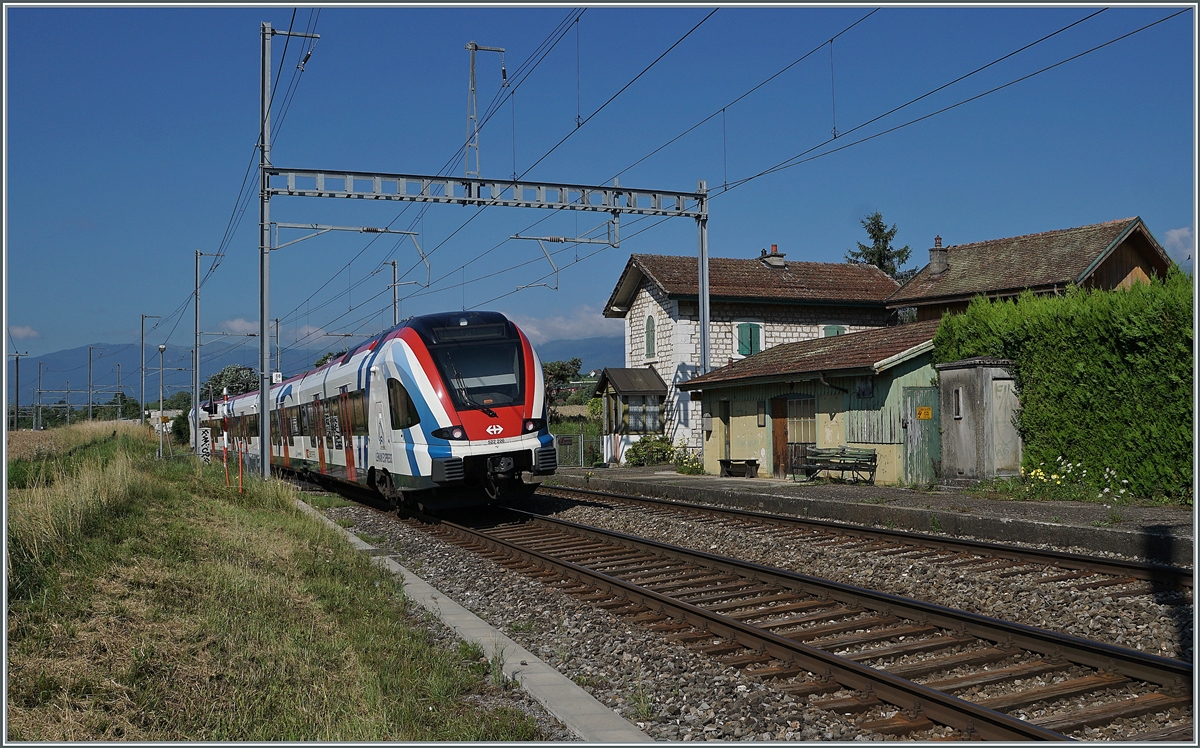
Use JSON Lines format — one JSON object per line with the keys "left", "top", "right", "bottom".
{"left": 7, "top": 432, "right": 544, "bottom": 741}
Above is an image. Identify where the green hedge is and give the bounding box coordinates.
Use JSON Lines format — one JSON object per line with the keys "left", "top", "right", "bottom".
{"left": 933, "top": 268, "right": 1193, "bottom": 501}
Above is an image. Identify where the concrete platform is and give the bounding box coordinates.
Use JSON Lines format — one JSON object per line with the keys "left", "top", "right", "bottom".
{"left": 548, "top": 467, "right": 1194, "bottom": 567}
{"left": 296, "top": 500, "right": 651, "bottom": 743}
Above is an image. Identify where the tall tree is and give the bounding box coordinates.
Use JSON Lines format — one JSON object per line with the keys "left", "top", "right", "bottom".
{"left": 201, "top": 364, "right": 258, "bottom": 399}
{"left": 542, "top": 358, "right": 582, "bottom": 408}
{"left": 845, "top": 211, "right": 916, "bottom": 283}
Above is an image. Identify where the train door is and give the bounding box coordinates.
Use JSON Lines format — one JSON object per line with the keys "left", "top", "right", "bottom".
{"left": 279, "top": 407, "right": 291, "bottom": 468}
{"left": 371, "top": 376, "right": 391, "bottom": 451}
{"left": 338, "top": 387, "right": 357, "bottom": 482}
{"left": 313, "top": 396, "right": 327, "bottom": 474}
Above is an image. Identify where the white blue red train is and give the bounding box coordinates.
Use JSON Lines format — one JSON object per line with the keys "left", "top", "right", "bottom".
{"left": 195, "top": 311, "right": 557, "bottom": 506}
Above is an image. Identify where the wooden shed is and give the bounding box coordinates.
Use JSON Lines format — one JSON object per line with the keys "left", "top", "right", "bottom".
{"left": 591, "top": 367, "right": 669, "bottom": 465}
{"left": 679, "top": 321, "right": 942, "bottom": 484}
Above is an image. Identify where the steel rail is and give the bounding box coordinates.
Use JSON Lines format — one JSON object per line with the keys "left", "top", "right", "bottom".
{"left": 439, "top": 516, "right": 1070, "bottom": 741}
{"left": 540, "top": 485, "right": 1194, "bottom": 589}
{"left": 502, "top": 509, "right": 1192, "bottom": 692}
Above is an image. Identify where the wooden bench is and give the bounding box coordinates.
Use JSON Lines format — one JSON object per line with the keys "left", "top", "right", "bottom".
{"left": 719, "top": 458, "right": 760, "bottom": 478}
{"left": 792, "top": 446, "right": 877, "bottom": 485}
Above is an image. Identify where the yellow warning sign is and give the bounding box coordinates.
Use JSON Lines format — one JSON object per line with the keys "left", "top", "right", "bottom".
{"left": 916, "top": 406, "right": 933, "bottom": 420}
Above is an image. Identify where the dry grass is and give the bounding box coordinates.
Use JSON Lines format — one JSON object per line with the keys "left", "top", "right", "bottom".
{"left": 7, "top": 437, "right": 544, "bottom": 741}
{"left": 7, "top": 453, "right": 139, "bottom": 594}
{"left": 7, "top": 421, "right": 146, "bottom": 461}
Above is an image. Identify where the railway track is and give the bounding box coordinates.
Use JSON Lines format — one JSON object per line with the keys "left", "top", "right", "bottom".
{"left": 426, "top": 506, "right": 1192, "bottom": 741}
{"left": 533, "top": 485, "right": 1193, "bottom": 598}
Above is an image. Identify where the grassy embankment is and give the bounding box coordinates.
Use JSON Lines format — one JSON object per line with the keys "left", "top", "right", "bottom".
{"left": 6, "top": 422, "right": 542, "bottom": 741}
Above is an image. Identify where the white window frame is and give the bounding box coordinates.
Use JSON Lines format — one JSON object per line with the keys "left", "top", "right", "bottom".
{"left": 731, "top": 318, "right": 764, "bottom": 360}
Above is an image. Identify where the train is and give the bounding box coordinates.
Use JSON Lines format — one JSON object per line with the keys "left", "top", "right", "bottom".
{"left": 194, "top": 310, "right": 557, "bottom": 508}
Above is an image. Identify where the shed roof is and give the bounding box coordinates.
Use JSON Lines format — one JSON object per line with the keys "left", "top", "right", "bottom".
{"left": 604, "top": 253, "right": 899, "bottom": 317}
{"left": 679, "top": 320, "right": 941, "bottom": 390}
{"left": 887, "top": 217, "right": 1170, "bottom": 307}
{"left": 591, "top": 367, "right": 669, "bottom": 398}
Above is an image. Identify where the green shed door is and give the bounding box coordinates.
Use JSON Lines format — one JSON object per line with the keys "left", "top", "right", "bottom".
{"left": 903, "top": 386, "right": 940, "bottom": 485}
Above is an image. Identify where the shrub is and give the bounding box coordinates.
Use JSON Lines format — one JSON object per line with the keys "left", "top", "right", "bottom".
{"left": 673, "top": 441, "right": 705, "bottom": 475}
{"left": 624, "top": 435, "right": 674, "bottom": 466}
{"left": 933, "top": 268, "right": 1193, "bottom": 502}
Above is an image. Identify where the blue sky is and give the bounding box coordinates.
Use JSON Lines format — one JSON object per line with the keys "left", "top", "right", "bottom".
{"left": 5, "top": 5, "right": 1196, "bottom": 377}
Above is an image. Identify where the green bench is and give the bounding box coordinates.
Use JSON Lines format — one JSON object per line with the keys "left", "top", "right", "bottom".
{"left": 792, "top": 446, "right": 877, "bottom": 485}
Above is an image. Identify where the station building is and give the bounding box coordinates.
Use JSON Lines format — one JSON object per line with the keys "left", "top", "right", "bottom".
{"left": 601, "top": 247, "right": 900, "bottom": 458}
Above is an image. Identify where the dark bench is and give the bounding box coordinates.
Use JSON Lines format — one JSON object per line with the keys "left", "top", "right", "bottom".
{"left": 791, "top": 446, "right": 877, "bottom": 485}
{"left": 719, "top": 458, "right": 760, "bottom": 478}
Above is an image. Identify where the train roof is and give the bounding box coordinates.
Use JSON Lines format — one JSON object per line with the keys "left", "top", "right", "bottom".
{"left": 208, "top": 311, "right": 519, "bottom": 408}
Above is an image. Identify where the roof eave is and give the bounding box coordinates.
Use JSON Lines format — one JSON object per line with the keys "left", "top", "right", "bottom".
{"left": 885, "top": 283, "right": 1071, "bottom": 309}
{"left": 679, "top": 366, "right": 876, "bottom": 391}
{"left": 872, "top": 339, "right": 935, "bottom": 372}
{"left": 668, "top": 293, "right": 891, "bottom": 308}
{"left": 603, "top": 261, "right": 646, "bottom": 318}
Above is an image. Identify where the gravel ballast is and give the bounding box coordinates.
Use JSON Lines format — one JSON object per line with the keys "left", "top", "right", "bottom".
{"left": 322, "top": 495, "right": 1191, "bottom": 741}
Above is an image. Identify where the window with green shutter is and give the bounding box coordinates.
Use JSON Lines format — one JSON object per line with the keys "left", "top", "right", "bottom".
{"left": 822, "top": 325, "right": 846, "bottom": 337}
{"left": 645, "top": 316, "right": 656, "bottom": 358}
{"left": 736, "top": 323, "right": 761, "bottom": 356}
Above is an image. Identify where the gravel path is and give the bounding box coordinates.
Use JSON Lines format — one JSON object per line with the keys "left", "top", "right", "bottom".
{"left": 324, "top": 496, "right": 1192, "bottom": 741}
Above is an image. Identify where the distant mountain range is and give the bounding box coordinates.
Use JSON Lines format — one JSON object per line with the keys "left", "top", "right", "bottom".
{"left": 6, "top": 335, "right": 626, "bottom": 407}
{"left": 533, "top": 336, "right": 624, "bottom": 375}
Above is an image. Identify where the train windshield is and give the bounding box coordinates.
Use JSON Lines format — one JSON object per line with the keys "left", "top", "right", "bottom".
{"left": 431, "top": 341, "right": 524, "bottom": 410}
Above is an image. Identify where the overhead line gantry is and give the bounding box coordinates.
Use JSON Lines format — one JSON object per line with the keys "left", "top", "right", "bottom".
{"left": 255, "top": 21, "right": 712, "bottom": 479}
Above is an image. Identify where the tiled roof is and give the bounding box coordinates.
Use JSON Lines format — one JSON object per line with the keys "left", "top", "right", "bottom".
{"left": 592, "top": 367, "right": 669, "bottom": 398}
{"left": 887, "top": 217, "right": 1151, "bottom": 306}
{"left": 679, "top": 320, "right": 941, "bottom": 389}
{"left": 605, "top": 253, "right": 899, "bottom": 316}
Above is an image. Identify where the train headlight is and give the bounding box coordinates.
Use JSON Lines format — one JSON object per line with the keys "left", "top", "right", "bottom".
{"left": 432, "top": 426, "right": 468, "bottom": 440}
{"left": 522, "top": 418, "right": 544, "bottom": 433}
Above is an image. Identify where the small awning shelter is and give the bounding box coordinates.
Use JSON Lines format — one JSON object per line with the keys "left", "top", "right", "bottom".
{"left": 591, "top": 367, "right": 668, "bottom": 399}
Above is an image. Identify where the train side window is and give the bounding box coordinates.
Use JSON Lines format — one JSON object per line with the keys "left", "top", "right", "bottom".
{"left": 350, "top": 390, "right": 369, "bottom": 436}
{"left": 271, "top": 411, "right": 281, "bottom": 445}
{"left": 287, "top": 406, "right": 299, "bottom": 446}
{"left": 247, "top": 413, "right": 259, "bottom": 437}
{"left": 387, "top": 378, "right": 420, "bottom": 430}
{"left": 300, "top": 403, "right": 314, "bottom": 444}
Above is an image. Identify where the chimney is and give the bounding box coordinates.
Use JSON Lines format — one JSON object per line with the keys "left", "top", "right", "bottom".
{"left": 761, "top": 243, "right": 787, "bottom": 269}
{"left": 928, "top": 235, "right": 948, "bottom": 276}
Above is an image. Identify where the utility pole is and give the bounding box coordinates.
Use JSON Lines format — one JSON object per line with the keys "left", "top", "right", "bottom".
{"left": 274, "top": 318, "right": 281, "bottom": 375}
{"left": 464, "top": 40, "right": 505, "bottom": 178}
{"left": 65, "top": 380, "right": 70, "bottom": 426}
{"left": 390, "top": 260, "right": 398, "bottom": 326}
{"left": 117, "top": 363, "right": 122, "bottom": 422}
{"left": 258, "top": 21, "right": 318, "bottom": 481}
{"left": 88, "top": 345, "right": 94, "bottom": 420}
{"left": 9, "top": 351, "right": 28, "bottom": 430}
{"left": 158, "top": 344, "right": 166, "bottom": 458}
{"left": 697, "top": 180, "right": 710, "bottom": 375}
{"left": 141, "top": 314, "right": 160, "bottom": 426}
{"left": 36, "top": 361, "right": 43, "bottom": 430}
{"left": 259, "top": 20, "right": 273, "bottom": 480}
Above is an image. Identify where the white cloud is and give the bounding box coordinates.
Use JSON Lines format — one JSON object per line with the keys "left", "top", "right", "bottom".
{"left": 8, "top": 325, "right": 40, "bottom": 340}
{"left": 221, "top": 317, "right": 259, "bottom": 335}
{"left": 1163, "top": 227, "right": 1194, "bottom": 268}
{"left": 504, "top": 304, "right": 622, "bottom": 344}
{"left": 291, "top": 323, "right": 331, "bottom": 346}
